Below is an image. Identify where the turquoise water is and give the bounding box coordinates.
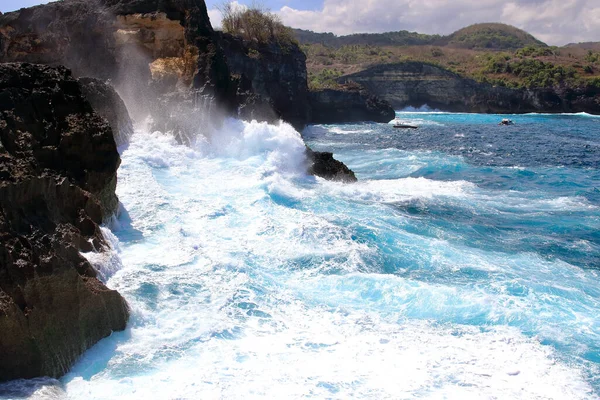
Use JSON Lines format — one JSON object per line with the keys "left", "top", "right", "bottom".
{"left": 1, "top": 113, "right": 599, "bottom": 399}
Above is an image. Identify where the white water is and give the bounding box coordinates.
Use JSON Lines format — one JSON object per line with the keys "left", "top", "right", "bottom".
{"left": 5, "top": 118, "right": 598, "bottom": 399}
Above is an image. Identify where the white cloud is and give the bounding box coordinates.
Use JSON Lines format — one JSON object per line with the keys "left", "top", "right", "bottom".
{"left": 270, "top": 0, "right": 600, "bottom": 45}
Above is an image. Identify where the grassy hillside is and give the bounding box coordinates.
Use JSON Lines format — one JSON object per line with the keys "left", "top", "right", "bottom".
{"left": 293, "top": 29, "right": 440, "bottom": 48}
{"left": 302, "top": 43, "right": 600, "bottom": 90}
{"left": 438, "top": 23, "right": 547, "bottom": 50}
{"left": 295, "top": 23, "right": 546, "bottom": 51}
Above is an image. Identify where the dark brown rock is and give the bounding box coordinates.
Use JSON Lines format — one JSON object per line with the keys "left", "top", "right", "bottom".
{"left": 0, "top": 63, "right": 129, "bottom": 382}
{"left": 218, "top": 32, "right": 310, "bottom": 130}
{"left": 306, "top": 147, "right": 357, "bottom": 183}
{"left": 78, "top": 77, "right": 134, "bottom": 148}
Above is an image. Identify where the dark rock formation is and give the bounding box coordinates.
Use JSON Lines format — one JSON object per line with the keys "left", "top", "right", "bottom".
{"left": 309, "top": 87, "right": 395, "bottom": 124}
{"left": 0, "top": 0, "right": 360, "bottom": 181}
{"left": 0, "top": 63, "right": 129, "bottom": 381}
{"left": 218, "top": 32, "right": 310, "bottom": 130}
{"left": 79, "top": 77, "right": 134, "bottom": 148}
{"left": 0, "top": 0, "right": 234, "bottom": 116}
{"left": 306, "top": 147, "right": 357, "bottom": 183}
{"left": 341, "top": 61, "right": 600, "bottom": 114}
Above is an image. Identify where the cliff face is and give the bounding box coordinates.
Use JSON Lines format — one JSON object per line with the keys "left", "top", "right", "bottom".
{"left": 0, "top": 63, "right": 129, "bottom": 381}
{"left": 0, "top": 0, "right": 233, "bottom": 117}
{"left": 343, "top": 62, "right": 600, "bottom": 113}
{"left": 218, "top": 33, "right": 310, "bottom": 130}
{"left": 309, "top": 87, "right": 395, "bottom": 124}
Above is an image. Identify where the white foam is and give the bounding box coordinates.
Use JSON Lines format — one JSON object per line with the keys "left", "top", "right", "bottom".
{"left": 80, "top": 227, "right": 124, "bottom": 282}
{"left": 329, "top": 127, "right": 375, "bottom": 135}
{"left": 53, "top": 118, "right": 599, "bottom": 399}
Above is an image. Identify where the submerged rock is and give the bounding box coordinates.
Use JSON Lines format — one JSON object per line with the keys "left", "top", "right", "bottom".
{"left": 0, "top": 63, "right": 129, "bottom": 381}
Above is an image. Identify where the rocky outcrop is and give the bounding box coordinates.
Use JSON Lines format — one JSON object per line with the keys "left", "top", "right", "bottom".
{"left": 306, "top": 147, "right": 357, "bottom": 183}
{"left": 0, "top": 0, "right": 233, "bottom": 116}
{"left": 0, "top": 63, "right": 129, "bottom": 381}
{"left": 0, "top": 0, "right": 360, "bottom": 180}
{"left": 341, "top": 61, "right": 600, "bottom": 114}
{"left": 79, "top": 77, "right": 134, "bottom": 148}
{"left": 217, "top": 32, "right": 310, "bottom": 130}
{"left": 309, "top": 87, "right": 395, "bottom": 124}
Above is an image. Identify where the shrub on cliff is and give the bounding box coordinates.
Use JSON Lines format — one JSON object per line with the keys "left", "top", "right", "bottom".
{"left": 220, "top": 2, "right": 296, "bottom": 46}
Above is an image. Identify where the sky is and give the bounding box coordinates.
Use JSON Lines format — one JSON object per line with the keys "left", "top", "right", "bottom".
{"left": 2, "top": 0, "right": 599, "bottom": 46}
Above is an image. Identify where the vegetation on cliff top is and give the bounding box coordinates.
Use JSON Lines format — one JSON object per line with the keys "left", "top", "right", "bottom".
{"left": 220, "top": 2, "right": 296, "bottom": 46}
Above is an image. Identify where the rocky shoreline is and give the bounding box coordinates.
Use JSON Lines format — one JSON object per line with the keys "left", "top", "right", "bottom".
{"left": 0, "top": 63, "right": 129, "bottom": 381}
{"left": 0, "top": 0, "right": 368, "bottom": 382}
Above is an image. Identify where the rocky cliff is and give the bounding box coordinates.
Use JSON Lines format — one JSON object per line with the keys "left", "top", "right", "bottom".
{"left": 218, "top": 32, "right": 310, "bottom": 130}
{"left": 0, "top": 0, "right": 233, "bottom": 120}
{"left": 309, "top": 86, "right": 395, "bottom": 124}
{"left": 342, "top": 62, "right": 600, "bottom": 113}
{"left": 0, "top": 63, "right": 130, "bottom": 382}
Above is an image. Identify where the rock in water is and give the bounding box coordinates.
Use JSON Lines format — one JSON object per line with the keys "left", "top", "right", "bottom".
{"left": 306, "top": 147, "right": 358, "bottom": 183}
{"left": 0, "top": 63, "right": 129, "bottom": 381}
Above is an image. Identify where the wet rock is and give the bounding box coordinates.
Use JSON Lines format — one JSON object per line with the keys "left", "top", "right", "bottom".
{"left": 79, "top": 77, "right": 134, "bottom": 148}
{"left": 0, "top": 63, "right": 129, "bottom": 381}
{"left": 306, "top": 147, "right": 357, "bottom": 183}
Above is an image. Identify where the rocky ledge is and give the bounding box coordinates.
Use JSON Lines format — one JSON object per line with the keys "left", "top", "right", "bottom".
{"left": 0, "top": 63, "right": 129, "bottom": 381}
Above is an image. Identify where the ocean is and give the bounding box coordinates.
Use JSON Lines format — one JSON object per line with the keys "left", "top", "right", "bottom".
{"left": 2, "top": 112, "right": 599, "bottom": 399}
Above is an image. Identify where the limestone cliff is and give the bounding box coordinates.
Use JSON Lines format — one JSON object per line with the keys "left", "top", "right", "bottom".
{"left": 0, "top": 63, "right": 130, "bottom": 381}
{"left": 342, "top": 61, "right": 600, "bottom": 114}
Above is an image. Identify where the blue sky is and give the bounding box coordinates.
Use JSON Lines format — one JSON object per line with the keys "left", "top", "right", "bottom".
{"left": 2, "top": 0, "right": 599, "bottom": 45}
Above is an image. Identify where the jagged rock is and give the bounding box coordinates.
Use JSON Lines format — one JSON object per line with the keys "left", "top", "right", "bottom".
{"left": 0, "top": 63, "right": 129, "bottom": 381}
{"left": 342, "top": 61, "right": 600, "bottom": 114}
{"left": 79, "top": 77, "right": 134, "bottom": 148}
{"left": 309, "top": 86, "right": 396, "bottom": 124}
{"left": 306, "top": 147, "right": 357, "bottom": 183}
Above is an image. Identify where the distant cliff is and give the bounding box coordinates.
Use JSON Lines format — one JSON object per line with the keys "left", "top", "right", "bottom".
{"left": 341, "top": 62, "right": 600, "bottom": 114}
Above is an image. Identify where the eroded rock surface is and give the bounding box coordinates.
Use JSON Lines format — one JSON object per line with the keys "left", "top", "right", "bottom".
{"left": 343, "top": 61, "right": 600, "bottom": 113}
{"left": 0, "top": 63, "right": 129, "bottom": 381}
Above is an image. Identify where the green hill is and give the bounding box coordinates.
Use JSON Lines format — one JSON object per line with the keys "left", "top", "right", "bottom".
{"left": 565, "top": 42, "right": 600, "bottom": 51}
{"left": 438, "top": 23, "right": 547, "bottom": 50}
{"left": 294, "top": 23, "right": 546, "bottom": 51}
{"left": 293, "top": 29, "right": 440, "bottom": 48}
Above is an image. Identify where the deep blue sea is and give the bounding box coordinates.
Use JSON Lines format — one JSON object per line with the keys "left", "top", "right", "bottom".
{"left": 1, "top": 112, "right": 599, "bottom": 399}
